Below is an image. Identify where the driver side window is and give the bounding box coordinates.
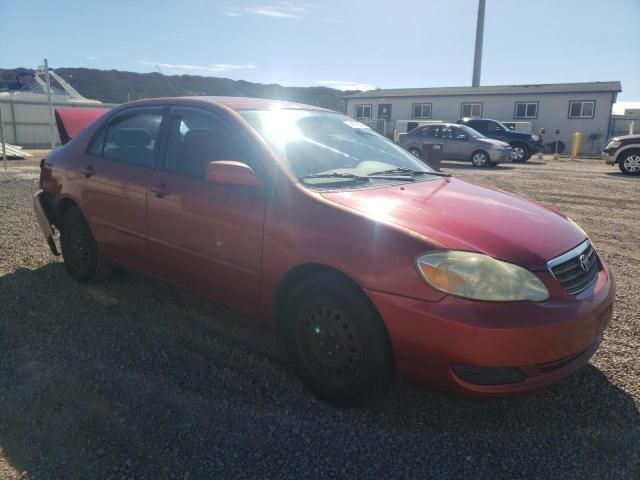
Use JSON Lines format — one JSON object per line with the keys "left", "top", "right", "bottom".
{"left": 486, "top": 122, "right": 502, "bottom": 134}
{"left": 164, "top": 107, "right": 253, "bottom": 179}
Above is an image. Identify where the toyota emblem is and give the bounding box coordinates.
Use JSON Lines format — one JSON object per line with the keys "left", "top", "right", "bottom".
{"left": 579, "top": 254, "right": 589, "bottom": 272}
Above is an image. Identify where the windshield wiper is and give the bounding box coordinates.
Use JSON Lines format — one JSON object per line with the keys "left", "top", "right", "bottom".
{"left": 298, "top": 172, "right": 370, "bottom": 184}
{"left": 367, "top": 167, "right": 451, "bottom": 177}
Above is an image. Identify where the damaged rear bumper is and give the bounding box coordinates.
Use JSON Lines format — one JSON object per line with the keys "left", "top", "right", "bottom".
{"left": 33, "top": 190, "right": 60, "bottom": 256}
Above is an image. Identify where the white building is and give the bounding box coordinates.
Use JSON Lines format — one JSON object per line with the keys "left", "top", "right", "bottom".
{"left": 344, "top": 81, "right": 621, "bottom": 154}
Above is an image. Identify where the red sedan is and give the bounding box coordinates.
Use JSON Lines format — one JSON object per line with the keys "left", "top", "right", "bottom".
{"left": 34, "top": 97, "right": 614, "bottom": 404}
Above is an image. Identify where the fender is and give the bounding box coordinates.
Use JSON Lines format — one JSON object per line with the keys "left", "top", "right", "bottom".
{"left": 613, "top": 143, "right": 640, "bottom": 161}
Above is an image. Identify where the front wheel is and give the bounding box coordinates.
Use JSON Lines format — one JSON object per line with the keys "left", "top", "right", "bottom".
{"left": 510, "top": 143, "right": 530, "bottom": 162}
{"left": 471, "top": 151, "right": 490, "bottom": 168}
{"left": 282, "top": 273, "right": 394, "bottom": 405}
{"left": 60, "top": 206, "right": 112, "bottom": 283}
{"left": 619, "top": 151, "right": 640, "bottom": 175}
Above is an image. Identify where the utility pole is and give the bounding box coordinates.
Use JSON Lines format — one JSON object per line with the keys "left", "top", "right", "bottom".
{"left": 43, "top": 59, "right": 56, "bottom": 149}
{"left": 0, "top": 104, "right": 7, "bottom": 171}
{"left": 472, "top": 0, "right": 486, "bottom": 87}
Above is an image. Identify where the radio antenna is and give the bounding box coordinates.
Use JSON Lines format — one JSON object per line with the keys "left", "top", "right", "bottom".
{"left": 155, "top": 64, "right": 178, "bottom": 96}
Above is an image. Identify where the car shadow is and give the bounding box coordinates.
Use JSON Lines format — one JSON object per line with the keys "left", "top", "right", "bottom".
{"left": 0, "top": 263, "right": 637, "bottom": 479}
{"left": 605, "top": 172, "right": 639, "bottom": 180}
{"left": 440, "top": 160, "right": 516, "bottom": 171}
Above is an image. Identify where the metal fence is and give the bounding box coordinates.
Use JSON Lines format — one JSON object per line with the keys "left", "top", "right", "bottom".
{"left": 0, "top": 98, "right": 117, "bottom": 148}
{"left": 609, "top": 115, "right": 639, "bottom": 139}
{"left": 358, "top": 118, "right": 386, "bottom": 135}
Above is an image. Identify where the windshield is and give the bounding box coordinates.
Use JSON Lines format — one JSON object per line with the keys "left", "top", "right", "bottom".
{"left": 239, "top": 109, "right": 435, "bottom": 181}
{"left": 458, "top": 124, "right": 485, "bottom": 138}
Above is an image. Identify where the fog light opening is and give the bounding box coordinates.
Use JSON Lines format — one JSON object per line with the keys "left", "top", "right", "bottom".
{"left": 453, "top": 364, "right": 525, "bottom": 386}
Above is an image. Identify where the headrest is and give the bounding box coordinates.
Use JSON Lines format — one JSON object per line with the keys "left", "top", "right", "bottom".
{"left": 183, "top": 128, "right": 217, "bottom": 157}
{"left": 115, "top": 128, "right": 151, "bottom": 148}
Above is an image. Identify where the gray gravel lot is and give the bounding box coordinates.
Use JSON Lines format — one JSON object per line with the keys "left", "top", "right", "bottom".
{"left": 0, "top": 154, "right": 638, "bottom": 479}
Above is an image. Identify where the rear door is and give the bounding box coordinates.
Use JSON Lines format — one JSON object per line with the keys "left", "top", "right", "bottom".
{"left": 146, "top": 106, "right": 267, "bottom": 314}
{"left": 79, "top": 107, "right": 165, "bottom": 271}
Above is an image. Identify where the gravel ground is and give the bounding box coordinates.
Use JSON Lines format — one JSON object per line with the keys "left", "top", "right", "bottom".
{"left": 0, "top": 153, "right": 638, "bottom": 479}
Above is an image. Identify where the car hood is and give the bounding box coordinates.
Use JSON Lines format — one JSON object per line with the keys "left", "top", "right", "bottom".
{"left": 612, "top": 134, "right": 640, "bottom": 142}
{"left": 478, "top": 137, "right": 510, "bottom": 148}
{"left": 508, "top": 131, "right": 536, "bottom": 141}
{"left": 321, "top": 177, "right": 586, "bottom": 270}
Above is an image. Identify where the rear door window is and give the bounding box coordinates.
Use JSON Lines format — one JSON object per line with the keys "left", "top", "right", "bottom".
{"left": 95, "top": 108, "right": 164, "bottom": 168}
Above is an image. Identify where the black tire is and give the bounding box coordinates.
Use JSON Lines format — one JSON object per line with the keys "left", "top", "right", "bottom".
{"left": 282, "top": 272, "right": 394, "bottom": 405}
{"left": 510, "top": 143, "right": 530, "bottom": 162}
{"left": 60, "top": 206, "right": 112, "bottom": 283}
{"left": 618, "top": 150, "right": 640, "bottom": 176}
{"left": 408, "top": 147, "right": 421, "bottom": 158}
{"left": 470, "top": 150, "right": 490, "bottom": 168}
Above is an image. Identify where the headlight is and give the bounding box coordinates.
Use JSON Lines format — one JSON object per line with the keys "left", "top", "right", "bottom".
{"left": 416, "top": 251, "right": 549, "bottom": 302}
{"left": 606, "top": 139, "right": 621, "bottom": 149}
{"left": 531, "top": 134, "right": 540, "bottom": 142}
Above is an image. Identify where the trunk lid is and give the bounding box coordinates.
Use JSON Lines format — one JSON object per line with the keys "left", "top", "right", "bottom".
{"left": 55, "top": 107, "right": 109, "bottom": 144}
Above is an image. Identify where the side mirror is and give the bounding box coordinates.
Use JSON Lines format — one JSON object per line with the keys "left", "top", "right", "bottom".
{"left": 206, "top": 161, "right": 262, "bottom": 187}
{"left": 456, "top": 134, "right": 468, "bottom": 141}
{"left": 540, "top": 128, "right": 546, "bottom": 135}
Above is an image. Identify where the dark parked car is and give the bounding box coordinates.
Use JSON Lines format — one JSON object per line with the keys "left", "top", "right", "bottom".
{"left": 397, "top": 123, "right": 512, "bottom": 168}
{"left": 33, "top": 97, "right": 614, "bottom": 405}
{"left": 602, "top": 134, "right": 640, "bottom": 175}
{"left": 457, "top": 118, "right": 544, "bottom": 162}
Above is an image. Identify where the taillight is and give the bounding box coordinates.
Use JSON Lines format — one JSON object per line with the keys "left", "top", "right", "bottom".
{"left": 39, "top": 158, "right": 53, "bottom": 190}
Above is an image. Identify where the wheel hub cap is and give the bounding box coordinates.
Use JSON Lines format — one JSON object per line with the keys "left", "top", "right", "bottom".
{"left": 300, "top": 305, "right": 362, "bottom": 382}
{"left": 623, "top": 155, "right": 640, "bottom": 172}
{"left": 473, "top": 153, "right": 486, "bottom": 166}
{"left": 511, "top": 147, "right": 524, "bottom": 160}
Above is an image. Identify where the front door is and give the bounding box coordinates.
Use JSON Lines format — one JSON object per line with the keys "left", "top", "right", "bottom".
{"left": 146, "top": 106, "right": 267, "bottom": 314}
{"left": 445, "top": 126, "right": 472, "bottom": 159}
{"left": 78, "top": 107, "right": 165, "bottom": 271}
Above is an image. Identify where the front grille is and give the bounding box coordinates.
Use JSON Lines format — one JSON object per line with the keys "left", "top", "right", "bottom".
{"left": 549, "top": 241, "right": 598, "bottom": 295}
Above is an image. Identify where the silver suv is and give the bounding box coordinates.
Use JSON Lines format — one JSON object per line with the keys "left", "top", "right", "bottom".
{"left": 398, "top": 123, "right": 512, "bottom": 167}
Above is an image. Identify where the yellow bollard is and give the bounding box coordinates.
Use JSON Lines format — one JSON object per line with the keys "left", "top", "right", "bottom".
{"left": 570, "top": 132, "right": 582, "bottom": 160}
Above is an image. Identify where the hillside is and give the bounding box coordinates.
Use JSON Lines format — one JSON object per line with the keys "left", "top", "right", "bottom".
{"left": 0, "top": 67, "right": 354, "bottom": 112}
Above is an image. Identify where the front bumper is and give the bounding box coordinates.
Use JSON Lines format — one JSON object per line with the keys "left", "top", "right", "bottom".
{"left": 529, "top": 142, "right": 544, "bottom": 154}
{"left": 602, "top": 151, "right": 617, "bottom": 165}
{"left": 488, "top": 148, "right": 512, "bottom": 163}
{"left": 365, "top": 261, "right": 615, "bottom": 396}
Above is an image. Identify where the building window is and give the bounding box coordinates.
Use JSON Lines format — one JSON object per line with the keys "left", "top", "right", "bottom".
{"left": 412, "top": 103, "right": 432, "bottom": 119}
{"left": 460, "top": 102, "right": 482, "bottom": 118}
{"left": 514, "top": 102, "right": 538, "bottom": 119}
{"left": 378, "top": 104, "right": 392, "bottom": 120}
{"left": 355, "top": 104, "right": 372, "bottom": 119}
{"left": 568, "top": 100, "right": 595, "bottom": 119}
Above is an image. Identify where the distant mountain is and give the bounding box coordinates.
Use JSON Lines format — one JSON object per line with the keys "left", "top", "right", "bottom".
{"left": 0, "top": 67, "right": 355, "bottom": 112}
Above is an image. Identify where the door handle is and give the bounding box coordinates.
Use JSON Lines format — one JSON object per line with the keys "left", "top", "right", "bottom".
{"left": 80, "top": 165, "right": 95, "bottom": 178}
{"left": 150, "top": 184, "right": 171, "bottom": 198}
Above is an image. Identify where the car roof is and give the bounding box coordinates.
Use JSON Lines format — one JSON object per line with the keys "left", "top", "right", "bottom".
{"left": 121, "top": 96, "right": 333, "bottom": 112}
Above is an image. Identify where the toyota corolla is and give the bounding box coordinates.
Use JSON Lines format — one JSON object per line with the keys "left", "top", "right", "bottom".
{"left": 34, "top": 97, "right": 614, "bottom": 404}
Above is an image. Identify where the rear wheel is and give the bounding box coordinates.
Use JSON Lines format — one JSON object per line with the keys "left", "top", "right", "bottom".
{"left": 510, "top": 143, "right": 530, "bottom": 162}
{"left": 471, "top": 150, "right": 489, "bottom": 168}
{"left": 619, "top": 150, "right": 640, "bottom": 175}
{"left": 60, "top": 206, "right": 112, "bottom": 283}
{"left": 282, "top": 272, "right": 394, "bottom": 405}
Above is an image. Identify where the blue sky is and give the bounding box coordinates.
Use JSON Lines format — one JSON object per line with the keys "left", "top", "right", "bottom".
{"left": 2, "top": 0, "right": 639, "bottom": 101}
